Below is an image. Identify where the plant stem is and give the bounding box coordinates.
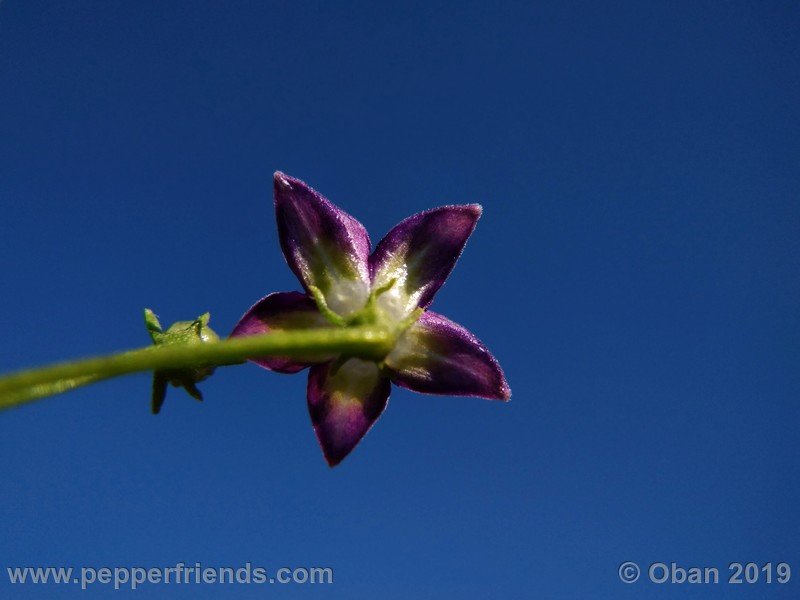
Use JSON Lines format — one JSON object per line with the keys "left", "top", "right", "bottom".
{"left": 0, "top": 326, "right": 394, "bottom": 411}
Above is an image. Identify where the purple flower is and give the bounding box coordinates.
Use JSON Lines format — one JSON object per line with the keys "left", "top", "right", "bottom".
{"left": 231, "top": 172, "right": 510, "bottom": 466}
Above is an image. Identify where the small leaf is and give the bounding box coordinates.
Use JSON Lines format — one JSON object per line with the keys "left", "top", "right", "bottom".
{"left": 151, "top": 374, "right": 168, "bottom": 414}
{"left": 144, "top": 308, "right": 163, "bottom": 342}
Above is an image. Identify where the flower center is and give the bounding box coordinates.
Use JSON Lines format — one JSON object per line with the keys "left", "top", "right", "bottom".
{"left": 309, "top": 278, "right": 423, "bottom": 357}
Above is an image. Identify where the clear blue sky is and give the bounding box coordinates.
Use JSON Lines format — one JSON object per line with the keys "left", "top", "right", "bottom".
{"left": 0, "top": 1, "right": 798, "bottom": 598}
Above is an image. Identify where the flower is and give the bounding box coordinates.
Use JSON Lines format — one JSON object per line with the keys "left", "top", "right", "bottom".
{"left": 231, "top": 172, "right": 510, "bottom": 466}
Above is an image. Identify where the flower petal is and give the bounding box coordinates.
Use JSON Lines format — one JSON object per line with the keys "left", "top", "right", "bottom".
{"left": 370, "top": 205, "right": 481, "bottom": 317}
{"left": 307, "top": 359, "right": 390, "bottom": 466}
{"left": 384, "top": 311, "right": 510, "bottom": 400}
{"left": 230, "top": 291, "right": 333, "bottom": 373}
{"left": 274, "top": 172, "right": 371, "bottom": 316}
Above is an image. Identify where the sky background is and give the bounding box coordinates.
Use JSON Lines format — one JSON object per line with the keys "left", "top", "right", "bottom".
{"left": 0, "top": 1, "right": 798, "bottom": 598}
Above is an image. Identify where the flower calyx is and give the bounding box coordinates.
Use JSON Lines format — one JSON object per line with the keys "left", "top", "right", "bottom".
{"left": 144, "top": 309, "right": 220, "bottom": 414}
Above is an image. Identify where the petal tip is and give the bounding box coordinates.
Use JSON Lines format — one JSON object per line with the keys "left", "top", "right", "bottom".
{"left": 313, "top": 422, "right": 364, "bottom": 468}
{"left": 489, "top": 365, "right": 511, "bottom": 401}
{"left": 465, "top": 203, "right": 483, "bottom": 219}
{"left": 477, "top": 376, "right": 511, "bottom": 402}
{"left": 323, "top": 450, "right": 345, "bottom": 468}
{"left": 274, "top": 171, "right": 293, "bottom": 189}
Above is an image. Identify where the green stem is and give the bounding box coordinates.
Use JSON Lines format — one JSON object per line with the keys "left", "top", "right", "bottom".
{"left": 0, "top": 326, "right": 394, "bottom": 411}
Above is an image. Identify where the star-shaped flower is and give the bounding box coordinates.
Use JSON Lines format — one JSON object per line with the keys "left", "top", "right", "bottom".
{"left": 231, "top": 172, "right": 510, "bottom": 466}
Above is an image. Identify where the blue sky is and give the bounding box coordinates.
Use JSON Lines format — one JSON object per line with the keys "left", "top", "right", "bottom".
{"left": 0, "top": 1, "right": 798, "bottom": 598}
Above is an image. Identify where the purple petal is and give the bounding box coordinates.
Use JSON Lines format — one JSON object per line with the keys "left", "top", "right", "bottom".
{"left": 307, "top": 359, "right": 391, "bottom": 466}
{"left": 274, "top": 172, "right": 371, "bottom": 316}
{"left": 384, "top": 311, "right": 510, "bottom": 400}
{"left": 370, "top": 205, "right": 481, "bottom": 315}
{"left": 230, "top": 291, "right": 333, "bottom": 373}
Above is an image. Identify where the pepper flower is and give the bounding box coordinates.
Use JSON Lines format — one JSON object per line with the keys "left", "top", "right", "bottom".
{"left": 231, "top": 172, "right": 510, "bottom": 466}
